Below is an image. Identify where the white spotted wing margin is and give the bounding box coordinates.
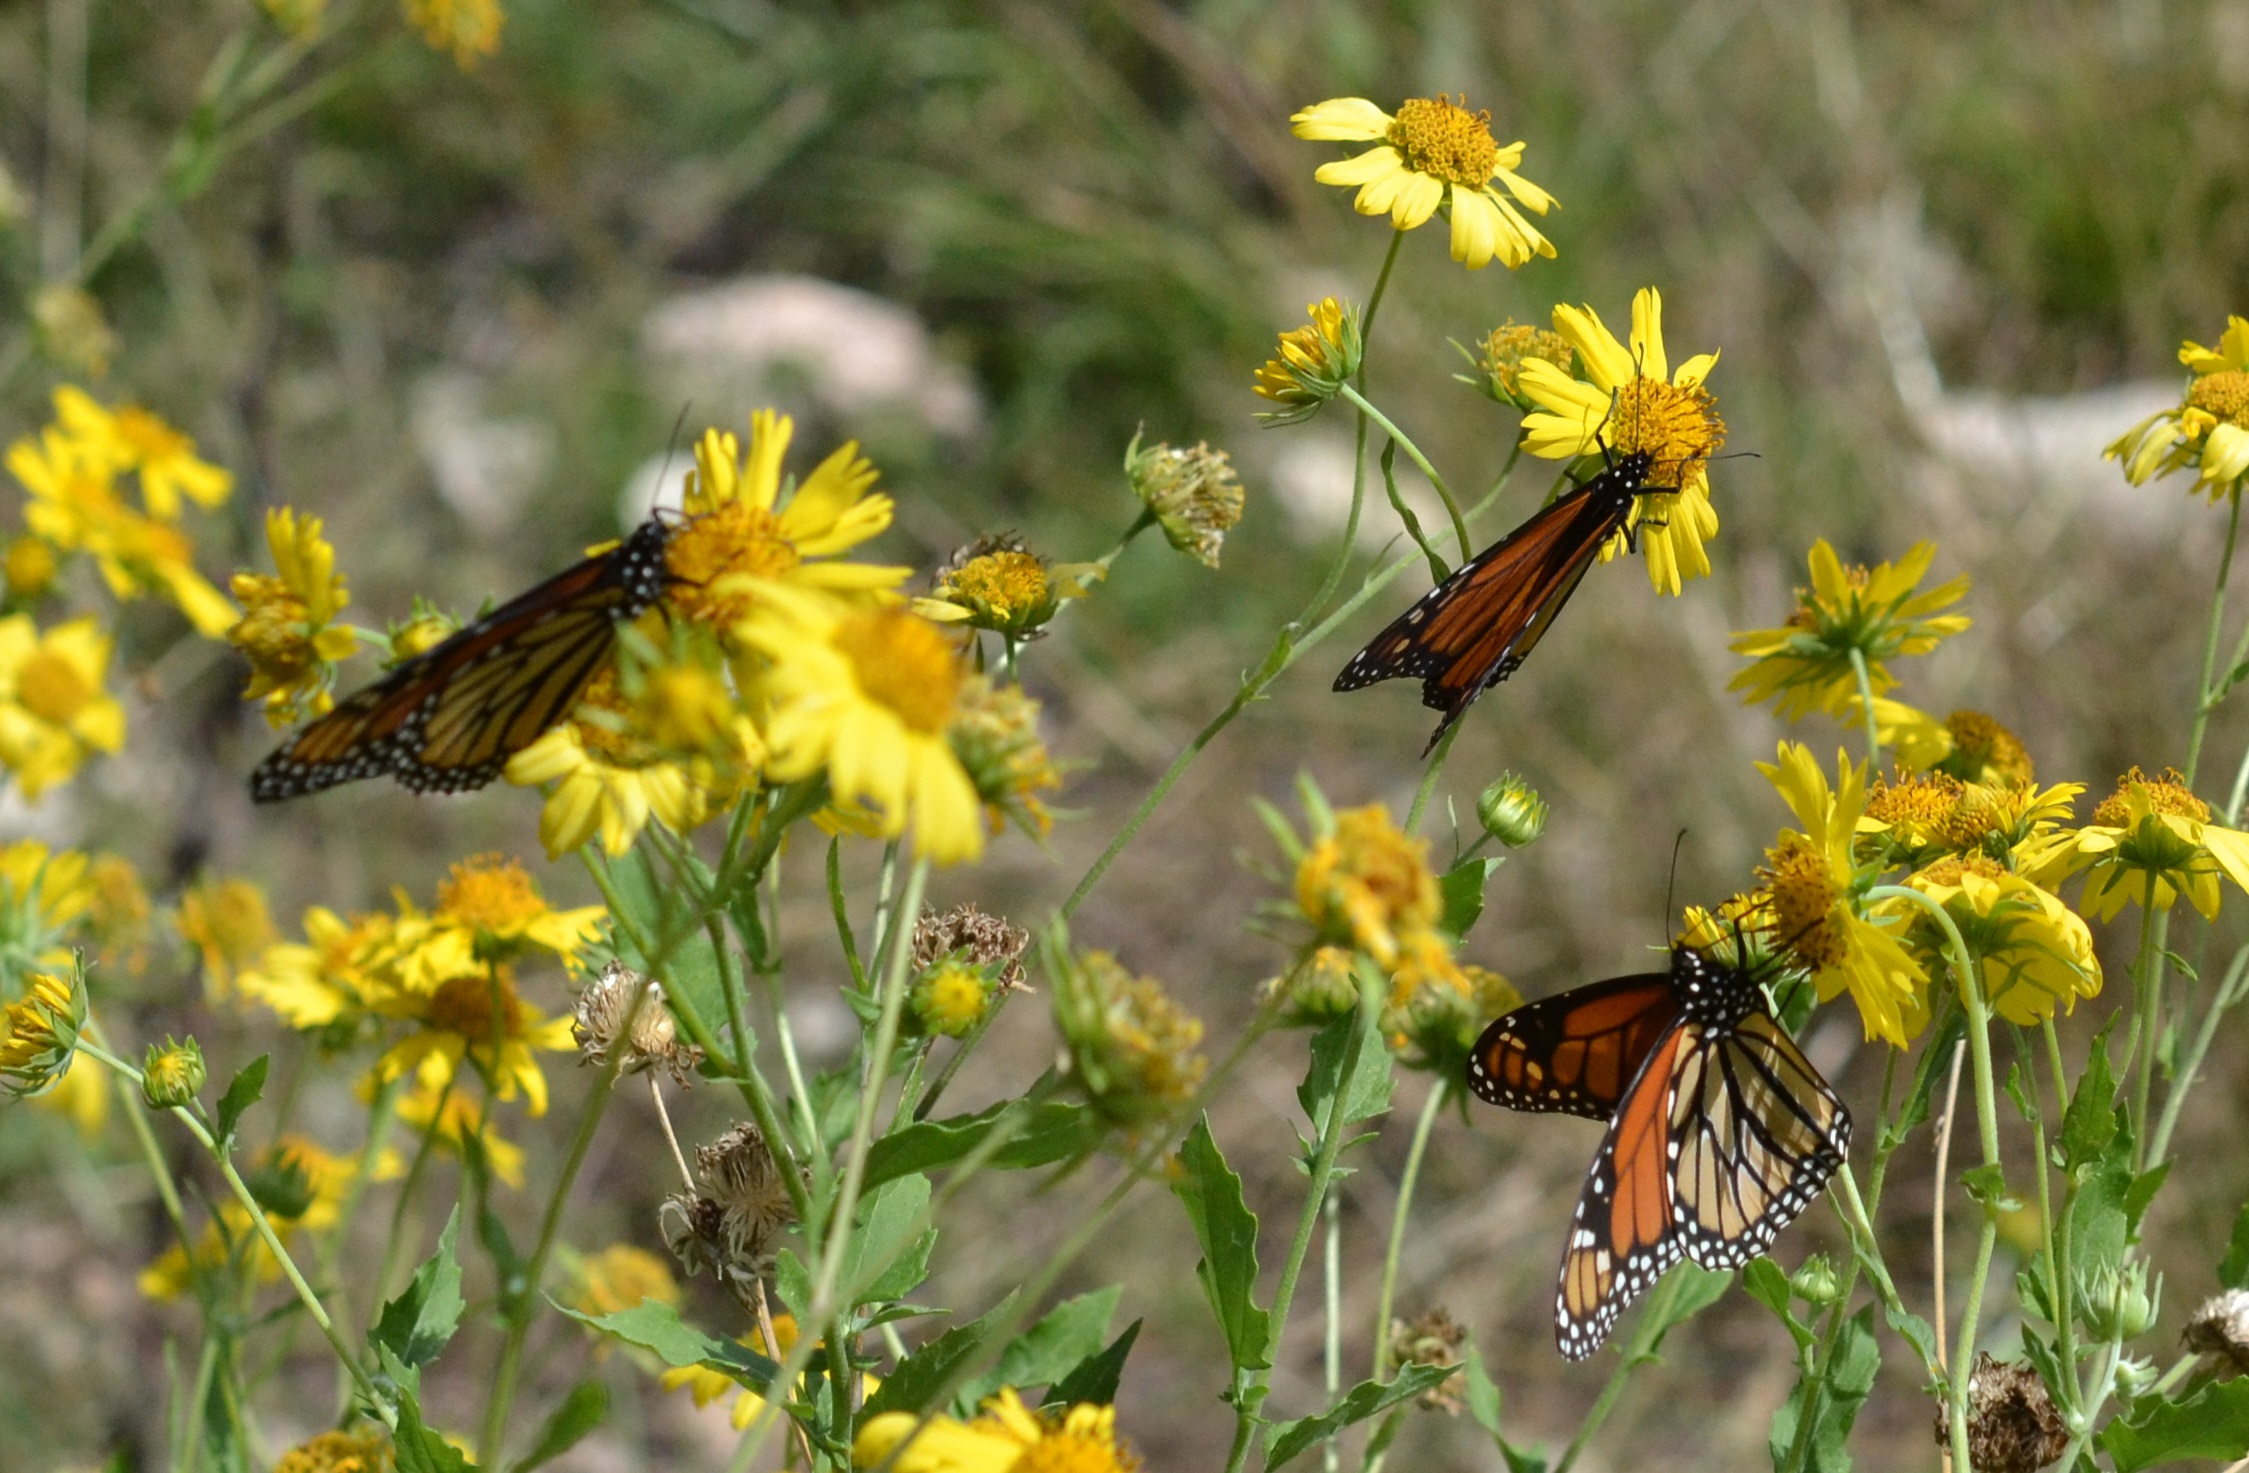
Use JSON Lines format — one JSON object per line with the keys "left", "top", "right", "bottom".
{"left": 1331, "top": 451, "right": 1656, "bottom": 756}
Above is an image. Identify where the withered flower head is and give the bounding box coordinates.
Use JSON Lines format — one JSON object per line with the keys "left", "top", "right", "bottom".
{"left": 2185, "top": 1289, "right": 2249, "bottom": 1375}
{"left": 1930, "top": 1354, "right": 2067, "bottom": 1473}
{"left": 911, "top": 903, "right": 1031, "bottom": 991}
{"left": 662, "top": 1122, "right": 799, "bottom": 1285}
{"left": 1389, "top": 1308, "right": 1468, "bottom": 1414}
{"left": 573, "top": 960, "right": 702, "bottom": 1082}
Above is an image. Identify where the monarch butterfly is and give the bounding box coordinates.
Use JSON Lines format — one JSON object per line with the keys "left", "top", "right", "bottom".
{"left": 1333, "top": 448, "right": 1662, "bottom": 754}
{"left": 1466, "top": 938, "right": 1850, "bottom": 1360}
{"left": 249, "top": 516, "right": 677, "bottom": 803}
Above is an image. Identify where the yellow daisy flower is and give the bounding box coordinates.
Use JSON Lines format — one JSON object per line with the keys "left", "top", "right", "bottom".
{"left": 1253, "top": 298, "right": 1364, "bottom": 425}
{"left": 0, "top": 965, "right": 86, "bottom": 1100}
{"left": 1757, "top": 743, "right": 1929, "bottom": 1046}
{"left": 1292, "top": 95, "right": 1557, "bottom": 270}
{"left": 1729, "top": 541, "right": 1971, "bottom": 721}
{"left": 430, "top": 853, "right": 603, "bottom": 965}
{"left": 1840, "top": 695, "right": 1955, "bottom": 771}
{"left": 1516, "top": 288, "right": 1726, "bottom": 592}
{"left": 1897, "top": 856, "right": 2100, "bottom": 1026}
{"left": 227, "top": 507, "right": 361, "bottom": 728}
{"left": 238, "top": 905, "right": 395, "bottom": 1032}
{"left": 175, "top": 875, "right": 277, "bottom": 1002}
{"left": 505, "top": 668, "right": 712, "bottom": 858}
{"left": 739, "top": 586, "right": 983, "bottom": 864}
{"left": 394, "top": 1080, "right": 526, "bottom": 1187}
{"left": 2021, "top": 767, "right": 2249, "bottom": 922}
{"left": 1293, "top": 803, "right": 1443, "bottom": 969}
{"left": 915, "top": 534, "right": 1101, "bottom": 638}
{"left": 271, "top": 1428, "right": 393, "bottom": 1473}
{"left": 371, "top": 963, "right": 576, "bottom": 1116}
{"left": 53, "top": 386, "right": 233, "bottom": 519}
{"left": 5, "top": 425, "right": 237, "bottom": 635}
{"left": 403, "top": 0, "right": 502, "bottom": 67}
{"left": 853, "top": 1387, "right": 1141, "bottom": 1473}
{"left": 2108, "top": 315, "right": 2249, "bottom": 495}
{"left": 0, "top": 613, "right": 127, "bottom": 800}
{"left": 663, "top": 412, "right": 909, "bottom": 638}
{"left": 661, "top": 1317, "right": 880, "bottom": 1429}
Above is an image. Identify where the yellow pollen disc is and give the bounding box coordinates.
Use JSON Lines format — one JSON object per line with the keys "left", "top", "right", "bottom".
{"left": 114, "top": 406, "right": 190, "bottom": 461}
{"left": 573, "top": 670, "right": 662, "bottom": 767}
{"left": 665, "top": 502, "right": 800, "bottom": 623}
{"left": 1386, "top": 96, "right": 1499, "bottom": 187}
{"left": 437, "top": 855, "right": 544, "bottom": 930}
{"left": 428, "top": 971, "right": 522, "bottom": 1043}
{"left": 1917, "top": 853, "right": 2003, "bottom": 888}
{"left": 1609, "top": 376, "right": 1726, "bottom": 489}
{"left": 15, "top": 648, "right": 93, "bottom": 724}
{"left": 835, "top": 610, "right": 961, "bottom": 734}
{"left": 1866, "top": 774, "right": 1964, "bottom": 835}
{"left": 2095, "top": 766, "right": 2209, "bottom": 826}
{"left": 1012, "top": 1432, "right": 1127, "bottom": 1473}
{"left": 948, "top": 551, "right": 1049, "bottom": 616}
{"left": 1764, "top": 840, "right": 1847, "bottom": 970}
{"left": 2188, "top": 369, "right": 2249, "bottom": 429}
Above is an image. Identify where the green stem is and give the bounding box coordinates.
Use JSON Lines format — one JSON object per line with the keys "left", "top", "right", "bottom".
{"left": 1848, "top": 648, "right": 1883, "bottom": 766}
{"left": 372, "top": 1070, "right": 454, "bottom": 1315}
{"left": 2187, "top": 486, "right": 2245, "bottom": 780}
{"left": 2151, "top": 941, "right": 2249, "bottom": 1164}
{"left": 1322, "top": 1190, "right": 1343, "bottom": 1473}
{"left": 476, "top": 988, "right": 643, "bottom": 1467}
{"left": 1407, "top": 723, "right": 1462, "bottom": 836}
{"left": 2120, "top": 898, "right": 2160, "bottom": 1169}
{"left": 1552, "top": 1272, "right": 1686, "bottom": 1473}
{"left": 2041, "top": 1020, "right": 2079, "bottom": 1407}
{"left": 1336, "top": 384, "right": 1470, "bottom": 561}
{"left": 1370, "top": 1081, "right": 1447, "bottom": 1379}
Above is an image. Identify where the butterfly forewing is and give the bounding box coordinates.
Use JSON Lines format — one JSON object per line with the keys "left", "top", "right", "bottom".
{"left": 1333, "top": 452, "right": 1653, "bottom": 752}
{"left": 250, "top": 517, "right": 674, "bottom": 802}
{"left": 1467, "top": 973, "right": 1681, "bottom": 1120}
{"left": 1554, "top": 1026, "right": 1688, "bottom": 1361}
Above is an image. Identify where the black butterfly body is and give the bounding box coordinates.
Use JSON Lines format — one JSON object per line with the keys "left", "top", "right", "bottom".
{"left": 1334, "top": 449, "right": 1658, "bottom": 754}
{"left": 1467, "top": 943, "right": 1850, "bottom": 1360}
{"left": 250, "top": 516, "right": 677, "bottom": 802}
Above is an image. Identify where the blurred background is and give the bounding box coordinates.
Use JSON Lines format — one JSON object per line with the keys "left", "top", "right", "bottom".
{"left": 6, "top": 0, "right": 2249, "bottom": 1467}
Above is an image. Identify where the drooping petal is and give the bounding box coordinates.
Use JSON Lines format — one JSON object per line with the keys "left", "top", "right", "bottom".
{"left": 1290, "top": 97, "right": 1395, "bottom": 141}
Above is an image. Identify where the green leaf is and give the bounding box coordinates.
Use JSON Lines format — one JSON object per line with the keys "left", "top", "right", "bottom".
{"left": 604, "top": 849, "right": 725, "bottom": 1041}
{"left": 509, "top": 1382, "right": 607, "bottom": 1473}
{"left": 551, "top": 1300, "right": 779, "bottom": 1387}
{"left": 215, "top": 1054, "right": 268, "bottom": 1145}
{"left": 773, "top": 1249, "right": 812, "bottom": 1324}
{"left": 394, "top": 1385, "right": 477, "bottom": 1473}
{"left": 1264, "top": 1365, "right": 1457, "bottom": 1470}
{"left": 1464, "top": 1341, "right": 1505, "bottom": 1445}
{"left": 1882, "top": 1304, "right": 1942, "bottom": 1376}
{"left": 1766, "top": 1306, "right": 1879, "bottom": 1473}
{"left": 2060, "top": 1022, "right": 2120, "bottom": 1172}
{"left": 1047, "top": 1320, "right": 1141, "bottom": 1408}
{"left": 458, "top": 1136, "right": 525, "bottom": 1312}
{"left": 2069, "top": 1124, "right": 2137, "bottom": 1285}
{"left": 1960, "top": 1163, "right": 2022, "bottom": 1214}
{"left": 1633, "top": 1264, "right": 1731, "bottom": 1355}
{"left": 2219, "top": 1198, "right": 2249, "bottom": 1289}
{"left": 372, "top": 1207, "right": 464, "bottom": 1370}
{"left": 862, "top": 1100, "right": 1103, "bottom": 1192}
{"left": 1881, "top": 1013, "right": 1965, "bottom": 1152}
{"left": 1741, "top": 1258, "right": 1816, "bottom": 1355}
{"left": 960, "top": 1288, "right": 1120, "bottom": 1407}
{"left": 843, "top": 1173, "right": 938, "bottom": 1305}
{"left": 2099, "top": 1379, "right": 2249, "bottom": 1471}
{"left": 2124, "top": 1162, "right": 2171, "bottom": 1229}
{"left": 1170, "top": 1115, "right": 1272, "bottom": 1371}
{"left": 1440, "top": 857, "right": 1501, "bottom": 940}
{"left": 1297, "top": 1005, "right": 1393, "bottom": 1131}
{"left": 862, "top": 1293, "right": 1021, "bottom": 1417}
{"left": 2003, "top": 1061, "right": 2036, "bottom": 1123}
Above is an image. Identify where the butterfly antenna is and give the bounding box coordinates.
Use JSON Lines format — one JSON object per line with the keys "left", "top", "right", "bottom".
{"left": 649, "top": 402, "right": 694, "bottom": 522}
{"left": 1662, "top": 829, "right": 1688, "bottom": 945}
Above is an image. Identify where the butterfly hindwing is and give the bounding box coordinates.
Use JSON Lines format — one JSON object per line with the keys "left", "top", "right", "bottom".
{"left": 250, "top": 517, "right": 674, "bottom": 802}
{"left": 1467, "top": 973, "right": 1681, "bottom": 1120}
{"left": 1554, "top": 1024, "right": 1689, "bottom": 1361}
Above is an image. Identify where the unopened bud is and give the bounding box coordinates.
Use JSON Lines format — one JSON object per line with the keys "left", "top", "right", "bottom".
{"left": 1476, "top": 773, "right": 1547, "bottom": 849}
{"left": 141, "top": 1036, "right": 206, "bottom": 1109}
{"left": 1789, "top": 1254, "right": 1841, "bottom": 1307}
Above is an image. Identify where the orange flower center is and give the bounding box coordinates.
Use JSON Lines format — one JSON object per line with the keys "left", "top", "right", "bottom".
{"left": 1481, "top": 322, "right": 1572, "bottom": 396}
{"left": 1763, "top": 837, "right": 1847, "bottom": 971}
{"left": 833, "top": 609, "right": 961, "bottom": 735}
{"left": 664, "top": 502, "right": 800, "bottom": 628}
{"left": 14, "top": 647, "right": 92, "bottom": 725}
{"left": 1387, "top": 95, "right": 1498, "bottom": 187}
{"left": 1609, "top": 374, "right": 1726, "bottom": 490}
{"left": 2189, "top": 369, "right": 2249, "bottom": 430}
{"left": 427, "top": 969, "right": 524, "bottom": 1044}
{"left": 2094, "top": 766, "right": 2209, "bottom": 826}
{"left": 436, "top": 854, "right": 546, "bottom": 932}
{"left": 943, "top": 551, "right": 1049, "bottom": 619}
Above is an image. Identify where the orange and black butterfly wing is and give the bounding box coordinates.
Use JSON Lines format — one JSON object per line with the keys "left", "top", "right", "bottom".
{"left": 1554, "top": 1023, "right": 1690, "bottom": 1361}
{"left": 1668, "top": 1011, "right": 1851, "bottom": 1272}
{"left": 1333, "top": 453, "right": 1648, "bottom": 754}
{"left": 250, "top": 517, "right": 674, "bottom": 802}
{"left": 1466, "top": 973, "right": 1681, "bottom": 1121}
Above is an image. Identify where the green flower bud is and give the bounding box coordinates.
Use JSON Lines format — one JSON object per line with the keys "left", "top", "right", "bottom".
{"left": 1789, "top": 1253, "right": 1841, "bottom": 1307}
{"left": 141, "top": 1036, "right": 206, "bottom": 1109}
{"left": 1476, "top": 773, "right": 1548, "bottom": 849}
{"left": 2083, "top": 1263, "right": 2157, "bottom": 1342}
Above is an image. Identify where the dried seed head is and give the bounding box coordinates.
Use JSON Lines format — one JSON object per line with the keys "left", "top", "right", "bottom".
{"left": 1388, "top": 1308, "right": 1467, "bottom": 1414}
{"left": 1930, "top": 1354, "right": 2067, "bottom": 1473}
{"left": 661, "top": 1123, "right": 799, "bottom": 1286}
{"left": 573, "top": 960, "right": 702, "bottom": 1082}
{"left": 2185, "top": 1289, "right": 2249, "bottom": 1375}
{"left": 910, "top": 904, "right": 1031, "bottom": 991}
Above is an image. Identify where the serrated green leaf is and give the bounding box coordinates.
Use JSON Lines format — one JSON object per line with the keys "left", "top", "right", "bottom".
{"left": 550, "top": 1300, "right": 779, "bottom": 1387}
{"left": 1766, "top": 1306, "right": 1878, "bottom": 1473}
{"left": 1297, "top": 1003, "right": 1393, "bottom": 1130}
{"left": 372, "top": 1207, "right": 464, "bottom": 1370}
{"left": 862, "top": 1100, "right": 1103, "bottom": 1192}
{"left": 1960, "top": 1162, "right": 2022, "bottom": 1213}
{"left": 1741, "top": 1258, "right": 1815, "bottom": 1355}
{"left": 509, "top": 1382, "right": 607, "bottom": 1473}
{"left": 1881, "top": 1304, "right": 1941, "bottom": 1374}
{"left": 1046, "top": 1320, "right": 1141, "bottom": 1408}
{"left": 1264, "top": 1365, "right": 1457, "bottom": 1469}
{"left": 2099, "top": 1379, "right": 2249, "bottom": 1471}
{"left": 2060, "top": 1024, "right": 2119, "bottom": 1172}
{"left": 1170, "top": 1115, "right": 1271, "bottom": 1371}
{"left": 842, "top": 1173, "right": 937, "bottom": 1305}
{"left": 2220, "top": 1199, "right": 2249, "bottom": 1289}
{"left": 215, "top": 1055, "right": 268, "bottom": 1144}
{"left": 394, "top": 1385, "right": 477, "bottom": 1473}
{"left": 1463, "top": 1341, "right": 1504, "bottom": 1444}
{"left": 960, "top": 1288, "right": 1120, "bottom": 1407}
{"left": 862, "top": 1293, "right": 1020, "bottom": 1417}
{"left": 1440, "top": 857, "right": 1500, "bottom": 940}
